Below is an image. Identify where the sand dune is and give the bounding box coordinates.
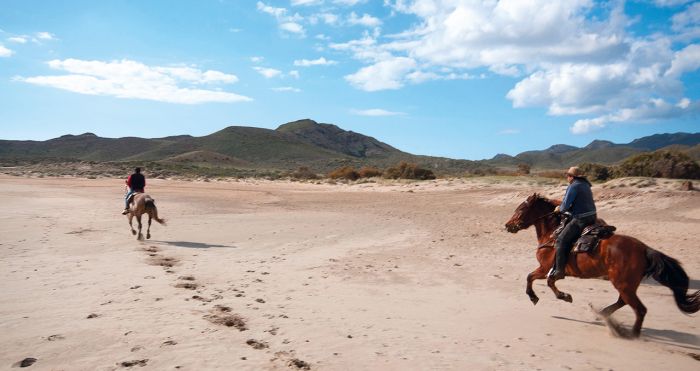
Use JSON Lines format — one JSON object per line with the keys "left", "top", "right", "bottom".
{"left": 0, "top": 175, "right": 698, "bottom": 370}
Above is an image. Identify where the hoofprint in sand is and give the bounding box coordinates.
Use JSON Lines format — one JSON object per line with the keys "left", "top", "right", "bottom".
{"left": 0, "top": 175, "right": 698, "bottom": 370}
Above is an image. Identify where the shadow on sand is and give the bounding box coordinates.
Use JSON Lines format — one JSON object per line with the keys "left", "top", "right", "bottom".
{"left": 551, "top": 315, "right": 700, "bottom": 351}
{"left": 149, "top": 240, "right": 237, "bottom": 249}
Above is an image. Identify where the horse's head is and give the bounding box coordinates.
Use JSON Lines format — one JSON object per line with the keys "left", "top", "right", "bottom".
{"left": 505, "top": 193, "right": 557, "bottom": 233}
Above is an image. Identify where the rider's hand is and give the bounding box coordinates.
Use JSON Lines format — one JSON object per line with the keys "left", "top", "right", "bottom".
{"left": 554, "top": 205, "right": 560, "bottom": 213}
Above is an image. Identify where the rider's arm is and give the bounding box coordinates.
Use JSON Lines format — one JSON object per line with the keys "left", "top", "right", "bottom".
{"left": 560, "top": 183, "right": 578, "bottom": 212}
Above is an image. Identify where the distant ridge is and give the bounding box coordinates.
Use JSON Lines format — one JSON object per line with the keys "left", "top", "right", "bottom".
{"left": 0, "top": 119, "right": 483, "bottom": 173}
{"left": 486, "top": 132, "right": 700, "bottom": 168}
{"left": 1, "top": 121, "right": 697, "bottom": 172}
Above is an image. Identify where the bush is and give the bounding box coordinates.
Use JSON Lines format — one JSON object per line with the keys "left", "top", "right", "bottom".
{"left": 614, "top": 150, "right": 700, "bottom": 179}
{"left": 290, "top": 166, "right": 318, "bottom": 180}
{"left": 328, "top": 166, "right": 360, "bottom": 180}
{"left": 383, "top": 162, "right": 436, "bottom": 180}
{"left": 578, "top": 163, "right": 612, "bottom": 181}
{"left": 358, "top": 166, "right": 382, "bottom": 178}
{"left": 516, "top": 163, "right": 531, "bottom": 175}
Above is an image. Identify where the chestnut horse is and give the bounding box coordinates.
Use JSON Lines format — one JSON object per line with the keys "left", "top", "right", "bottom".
{"left": 505, "top": 193, "right": 699, "bottom": 337}
{"left": 126, "top": 193, "right": 166, "bottom": 240}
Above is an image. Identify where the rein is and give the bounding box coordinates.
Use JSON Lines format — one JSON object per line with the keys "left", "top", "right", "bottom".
{"left": 535, "top": 210, "right": 558, "bottom": 249}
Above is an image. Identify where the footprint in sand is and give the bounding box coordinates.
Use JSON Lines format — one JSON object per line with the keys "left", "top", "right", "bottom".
{"left": 246, "top": 339, "right": 269, "bottom": 349}
{"left": 118, "top": 359, "right": 148, "bottom": 367}
{"left": 204, "top": 306, "right": 248, "bottom": 331}
{"left": 147, "top": 255, "right": 178, "bottom": 269}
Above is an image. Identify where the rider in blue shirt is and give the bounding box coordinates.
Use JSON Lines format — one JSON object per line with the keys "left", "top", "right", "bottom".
{"left": 549, "top": 166, "right": 597, "bottom": 281}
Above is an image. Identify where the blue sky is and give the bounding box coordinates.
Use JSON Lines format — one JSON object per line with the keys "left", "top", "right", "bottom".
{"left": 1, "top": 0, "right": 698, "bottom": 160}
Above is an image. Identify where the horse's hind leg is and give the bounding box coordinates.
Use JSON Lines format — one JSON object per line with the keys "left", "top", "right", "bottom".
{"left": 146, "top": 214, "right": 152, "bottom": 240}
{"left": 137, "top": 215, "right": 144, "bottom": 240}
{"left": 526, "top": 266, "right": 548, "bottom": 305}
{"left": 599, "top": 296, "right": 626, "bottom": 317}
{"left": 547, "top": 276, "right": 573, "bottom": 303}
{"left": 128, "top": 215, "right": 136, "bottom": 235}
{"left": 619, "top": 290, "right": 647, "bottom": 337}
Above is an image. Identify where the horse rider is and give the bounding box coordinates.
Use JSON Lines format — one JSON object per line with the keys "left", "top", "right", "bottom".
{"left": 548, "top": 166, "right": 597, "bottom": 280}
{"left": 122, "top": 167, "right": 146, "bottom": 215}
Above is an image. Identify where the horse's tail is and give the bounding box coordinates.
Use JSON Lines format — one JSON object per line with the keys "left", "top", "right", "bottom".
{"left": 144, "top": 199, "right": 166, "bottom": 225}
{"left": 645, "top": 247, "right": 700, "bottom": 313}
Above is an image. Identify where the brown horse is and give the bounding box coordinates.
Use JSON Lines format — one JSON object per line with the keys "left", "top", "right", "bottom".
{"left": 505, "top": 193, "right": 699, "bottom": 337}
{"left": 126, "top": 193, "right": 166, "bottom": 240}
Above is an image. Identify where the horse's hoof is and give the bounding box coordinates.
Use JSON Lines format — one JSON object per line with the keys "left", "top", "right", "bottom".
{"left": 131, "top": 230, "right": 136, "bottom": 235}
{"left": 146, "top": 234, "right": 151, "bottom": 239}
{"left": 561, "top": 293, "right": 573, "bottom": 303}
{"left": 529, "top": 296, "right": 539, "bottom": 306}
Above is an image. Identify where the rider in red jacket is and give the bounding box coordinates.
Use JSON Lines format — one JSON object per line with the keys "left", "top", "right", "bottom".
{"left": 122, "top": 167, "right": 146, "bottom": 214}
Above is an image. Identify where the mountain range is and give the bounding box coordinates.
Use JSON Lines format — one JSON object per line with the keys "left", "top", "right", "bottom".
{"left": 1, "top": 119, "right": 698, "bottom": 173}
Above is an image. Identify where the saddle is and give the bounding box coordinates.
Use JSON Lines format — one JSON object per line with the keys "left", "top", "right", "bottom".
{"left": 572, "top": 223, "right": 616, "bottom": 254}
{"left": 126, "top": 192, "right": 143, "bottom": 205}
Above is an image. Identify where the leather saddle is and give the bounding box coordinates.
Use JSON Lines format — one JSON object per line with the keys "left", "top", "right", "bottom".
{"left": 572, "top": 223, "right": 616, "bottom": 254}
{"left": 126, "top": 192, "right": 142, "bottom": 205}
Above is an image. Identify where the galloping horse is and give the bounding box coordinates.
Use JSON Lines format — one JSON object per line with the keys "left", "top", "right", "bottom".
{"left": 505, "top": 193, "right": 699, "bottom": 337}
{"left": 126, "top": 193, "right": 166, "bottom": 240}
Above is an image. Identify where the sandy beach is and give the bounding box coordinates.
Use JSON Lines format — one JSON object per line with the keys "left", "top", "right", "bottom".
{"left": 1, "top": 175, "right": 699, "bottom": 370}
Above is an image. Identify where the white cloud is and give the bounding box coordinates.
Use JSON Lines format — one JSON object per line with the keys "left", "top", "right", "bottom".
{"left": 348, "top": 12, "right": 382, "bottom": 27}
{"left": 571, "top": 98, "right": 700, "bottom": 134}
{"left": 0, "top": 44, "right": 14, "bottom": 57}
{"left": 18, "top": 59, "right": 251, "bottom": 104}
{"left": 334, "top": 0, "right": 366, "bottom": 5}
{"left": 292, "top": 0, "right": 323, "bottom": 6}
{"left": 309, "top": 13, "right": 339, "bottom": 25}
{"left": 250, "top": 56, "right": 264, "bottom": 63}
{"left": 280, "top": 22, "right": 305, "bottom": 35}
{"left": 289, "top": 70, "right": 300, "bottom": 78}
{"left": 329, "top": 1, "right": 700, "bottom": 133}
{"left": 35, "top": 32, "right": 55, "bottom": 40}
{"left": 257, "top": 1, "right": 286, "bottom": 18}
{"left": 272, "top": 86, "right": 302, "bottom": 92}
{"left": 293, "top": 57, "right": 337, "bottom": 66}
{"left": 351, "top": 108, "right": 405, "bottom": 116}
{"left": 253, "top": 66, "right": 283, "bottom": 78}
{"left": 345, "top": 57, "right": 416, "bottom": 91}
{"left": 8, "top": 36, "right": 27, "bottom": 44}
{"left": 653, "top": 0, "right": 694, "bottom": 7}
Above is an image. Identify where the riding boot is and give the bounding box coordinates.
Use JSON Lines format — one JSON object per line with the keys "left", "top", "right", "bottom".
{"left": 551, "top": 250, "right": 568, "bottom": 280}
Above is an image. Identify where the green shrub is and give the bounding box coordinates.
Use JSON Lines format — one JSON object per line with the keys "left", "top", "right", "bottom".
{"left": 578, "top": 163, "right": 612, "bottom": 181}
{"left": 290, "top": 166, "right": 318, "bottom": 180}
{"left": 383, "top": 162, "right": 436, "bottom": 180}
{"left": 614, "top": 150, "right": 700, "bottom": 179}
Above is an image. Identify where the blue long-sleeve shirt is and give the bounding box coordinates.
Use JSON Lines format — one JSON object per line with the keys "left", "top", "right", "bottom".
{"left": 561, "top": 177, "right": 596, "bottom": 218}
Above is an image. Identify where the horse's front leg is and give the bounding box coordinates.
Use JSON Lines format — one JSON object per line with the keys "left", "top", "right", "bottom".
{"left": 526, "top": 266, "right": 548, "bottom": 305}
{"left": 136, "top": 215, "right": 143, "bottom": 240}
{"left": 128, "top": 214, "right": 136, "bottom": 235}
{"left": 547, "top": 275, "right": 573, "bottom": 303}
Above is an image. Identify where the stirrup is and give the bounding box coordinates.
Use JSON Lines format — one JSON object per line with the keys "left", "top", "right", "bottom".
{"left": 547, "top": 267, "right": 565, "bottom": 280}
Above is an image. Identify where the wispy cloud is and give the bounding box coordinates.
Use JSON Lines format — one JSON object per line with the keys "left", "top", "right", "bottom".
{"left": 0, "top": 44, "right": 14, "bottom": 57}
{"left": 17, "top": 59, "right": 251, "bottom": 104}
{"left": 253, "top": 66, "right": 283, "bottom": 78}
{"left": 289, "top": 70, "right": 300, "bottom": 78}
{"left": 35, "top": 32, "right": 56, "bottom": 41}
{"left": 351, "top": 108, "right": 405, "bottom": 116}
{"left": 293, "top": 57, "right": 337, "bottom": 66}
{"left": 291, "top": 0, "right": 323, "bottom": 6}
{"left": 8, "top": 36, "right": 27, "bottom": 44}
{"left": 272, "top": 86, "right": 301, "bottom": 92}
{"left": 348, "top": 12, "right": 381, "bottom": 27}
{"left": 250, "top": 56, "right": 264, "bottom": 63}
{"left": 257, "top": 1, "right": 306, "bottom": 37}
{"left": 334, "top": 0, "right": 366, "bottom": 6}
